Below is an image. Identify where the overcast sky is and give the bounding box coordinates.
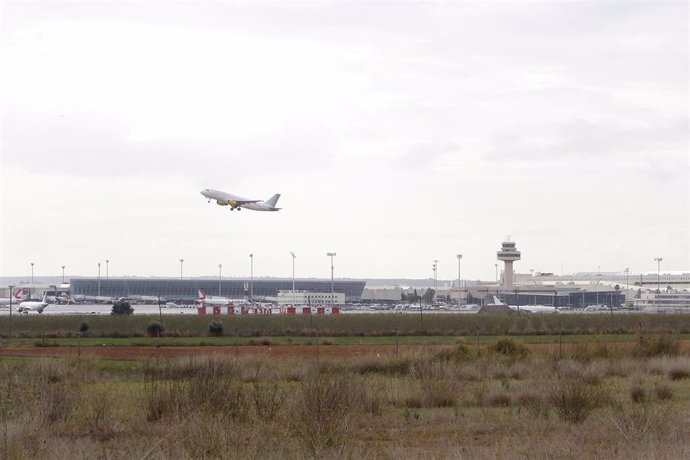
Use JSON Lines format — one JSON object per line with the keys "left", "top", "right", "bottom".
{"left": 1, "top": 1, "right": 688, "bottom": 281}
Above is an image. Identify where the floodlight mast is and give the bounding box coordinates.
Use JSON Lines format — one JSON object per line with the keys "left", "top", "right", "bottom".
{"left": 327, "top": 252, "right": 336, "bottom": 300}
{"left": 290, "top": 252, "right": 296, "bottom": 306}
{"left": 456, "top": 254, "right": 462, "bottom": 305}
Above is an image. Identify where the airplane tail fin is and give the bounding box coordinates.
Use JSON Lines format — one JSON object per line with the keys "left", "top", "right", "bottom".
{"left": 265, "top": 193, "right": 280, "bottom": 208}
{"left": 492, "top": 296, "right": 505, "bottom": 305}
{"left": 14, "top": 288, "right": 29, "bottom": 300}
{"left": 198, "top": 289, "right": 207, "bottom": 300}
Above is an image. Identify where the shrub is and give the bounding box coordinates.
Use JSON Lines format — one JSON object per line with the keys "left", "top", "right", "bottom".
{"left": 609, "top": 402, "right": 672, "bottom": 441}
{"left": 632, "top": 335, "right": 680, "bottom": 358}
{"left": 548, "top": 377, "right": 608, "bottom": 423}
{"left": 111, "top": 300, "right": 134, "bottom": 315}
{"left": 294, "top": 371, "right": 364, "bottom": 457}
{"left": 78, "top": 322, "right": 90, "bottom": 334}
{"left": 668, "top": 367, "right": 689, "bottom": 380}
{"left": 488, "top": 338, "right": 529, "bottom": 359}
{"left": 208, "top": 320, "right": 224, "bottom": 336}
{"left": 630, "top": 384, "right": 647, "bottom": 404}
{"left": 515, "top": 388, "right": 547, "bottom": 417}
{"left": 654, "top": 383, "right": 674, "bottom": 401}
{"left": 146, "top": 322, "right": 165, "bottom": 337}
{"left": 484, "top": 387, "right": 512, "bottom": 407}
{"left": 435, "top": 344, "right": 476, "bottom": 363}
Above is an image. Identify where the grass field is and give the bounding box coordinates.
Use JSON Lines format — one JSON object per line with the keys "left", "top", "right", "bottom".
{"left": 2, "top": 312, "right": 690, "bottom": 340}
{"left": 1, "top": 337, "right": 689, "bottom": 459}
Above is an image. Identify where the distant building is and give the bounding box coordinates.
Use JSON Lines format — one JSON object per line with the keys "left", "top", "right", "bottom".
{"left": 634, "top": 291, "right": 690, "bottom": 312}
{"left": 276, "top": 290, "right": 345, "bottom": 306}
{"left": 70, "top": 278, "right": 365, "bottom": 302}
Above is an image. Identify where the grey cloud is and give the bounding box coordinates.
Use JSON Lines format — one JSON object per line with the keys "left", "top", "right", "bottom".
{"left": 486, "top": 115, "right": 687, "bottom": 163}
{"left": 2, "top": 111, "right": 338, "bottom": 181}
{"left": 399, "top": 140, "right": 461, "bottom": 169}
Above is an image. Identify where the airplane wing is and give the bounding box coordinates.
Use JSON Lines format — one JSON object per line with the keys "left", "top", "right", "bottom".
{"left": 235, "top": 200, "right": 261, "bottom": 205}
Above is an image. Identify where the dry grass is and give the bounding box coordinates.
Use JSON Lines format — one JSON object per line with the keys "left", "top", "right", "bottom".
{"left": 1, "top": 342, "right": 689, "bottom": 458}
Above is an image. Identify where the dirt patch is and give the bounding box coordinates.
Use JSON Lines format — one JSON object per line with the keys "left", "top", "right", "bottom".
{"left": 0, "top": 344, "right": 430, "bottom": 360}
{"left": 3, "top": 340, "right": 689, "bottom": 360}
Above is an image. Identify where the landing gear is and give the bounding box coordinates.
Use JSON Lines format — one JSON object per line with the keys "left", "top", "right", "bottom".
{"left": 207, "top": 200, "right": 210, "bottom": 203}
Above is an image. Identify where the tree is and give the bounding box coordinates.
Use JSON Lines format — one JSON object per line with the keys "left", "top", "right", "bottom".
{"left": 401, "top": 292, "right": 407, "bottom": 302}
{"left": 146, "top": 321, "right": 164, "bottom": 337}
{"left": 208, "top": 320, "right": 224, "bottom": 336}
{"left": 111, "top": 300, "right": 134, "bottom": 315}
{"left": 423, "top": 288, "right": 435, "bottom": 304}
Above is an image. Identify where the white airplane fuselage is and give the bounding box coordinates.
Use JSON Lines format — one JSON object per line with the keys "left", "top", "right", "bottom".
{"left": 17, "top": 298, "right": 49, "bottom": 313}
{"left": 201, "top": 189, "right": 281, "bottom": 211}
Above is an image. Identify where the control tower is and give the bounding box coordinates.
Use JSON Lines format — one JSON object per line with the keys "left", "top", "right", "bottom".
{"left": 497, "top": 239, "right": 521, "bottom": 288}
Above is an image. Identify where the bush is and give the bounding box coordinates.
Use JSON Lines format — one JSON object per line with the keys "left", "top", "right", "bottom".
{"left": 78, "top": 322, "right": 90, "bottom": 334}
{"left": 549, "top": 377, "right": 608, "bottom": 423}
{"left": 208, "top": 320, "right": 224, "bottom": 336}
{"left": 632, "top": 335, "right": 680, "bottom": 357}
{"left": 435, "top": 344, "right": 476, "bottom": 363}
{"left": 654, "top": 383, "right": 674, "bottom": 400}
{"left": 295, "top": 372, "right": 364, "bottom": 457}
{"left": 488, "top": 338, "right": 529, "bottom": 359}
{"left": 111, "top": 300, "right": 134, "bottom": 315}
{"left": 146, "top": 322, "right": 165, "bottom": 337}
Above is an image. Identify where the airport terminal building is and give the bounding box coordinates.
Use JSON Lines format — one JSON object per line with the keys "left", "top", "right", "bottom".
{"left": 70, "top": 278, "right": 366, "bottom": 303}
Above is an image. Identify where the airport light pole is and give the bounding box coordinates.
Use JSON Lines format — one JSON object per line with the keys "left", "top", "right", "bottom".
{"left": 106, "top": 259, "right": 109, "bottom": 279}
{"left": 30, "top": 262, "right": 34, "bottom": 285}
{"left": 494, "top": 264, "right": 498, "bottom": 284}
{"left": 625, "top": 267, "right": 630, "bottom": 305}
{"left": 8, "top": 284, "right": 13, "bottom": 338}
{"left": 61, "top": 266, "right": 65, "bottom": 284}
{"left": 249, "top": 254, "right": 254, "bottom": 305}
{"left": 432, "top": 260, "right": 438, "bottom": 302}
{"left": 290, "top": 252, "right": 296, "bottom": 306}
{"left": 179, "top": 259, "right": 184, "bottom": 280}
{"left": 97, "top": 262, "right": 101, "bottom": 298}
{"left": 456, "top": 254, "right": 462, "bottom": 306}
{"left": 327, "top": 252, "right": 336, "bottom": 301}
{"left": 218, "top": 264, "right": 222, "bottom": 297}
{"left": 654, "top": 257, "right": 663, "bottom": 292}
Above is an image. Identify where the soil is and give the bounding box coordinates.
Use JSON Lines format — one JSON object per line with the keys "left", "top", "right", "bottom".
{"left": 2, "top": 340, "right": 689, "bottom": 360}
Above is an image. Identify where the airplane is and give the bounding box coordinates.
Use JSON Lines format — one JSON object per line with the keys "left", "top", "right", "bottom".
{"left": 491, "top": 296, "right": 558, "bottom": 313}
{"left": 0, "top": 287, "right": 30, "bottom": 306}
{"left": 200, "top": 189, "right": 281, "bottom": 212}
{"left": 196, "top": 289, "right": 249, "bottom": 306}
{"left": 17, "top": 294, "right": 51, "bottom": 313}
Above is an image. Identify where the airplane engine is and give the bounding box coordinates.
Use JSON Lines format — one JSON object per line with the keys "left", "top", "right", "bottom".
{"left": 216, "top": 200, "right": 227, "bottom": 206}
{"left": 227, "top": 199, "right": 238, "bottom": 207}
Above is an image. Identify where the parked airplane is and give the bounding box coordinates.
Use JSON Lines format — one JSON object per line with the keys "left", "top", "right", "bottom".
{"left": 200, "top": 189, "right": 281, "bottom": 211}
{"left": 491, "top": 296, "right": 558, "bottom": 313}
{"left": 17, "top": 294, "right": 51, "bottom": 313}
{"left": 197, "top": 289, "right": 249, "bottom": 306}
{"left": 0, "top": 287, "right": 30, "bottom": 306}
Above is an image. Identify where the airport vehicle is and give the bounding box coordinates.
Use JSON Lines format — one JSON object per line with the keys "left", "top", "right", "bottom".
{"left": 0, "top": 287, "right": 30, "bottom": 306}
{"left": 200, "top": 189, "right": 281, "bottom": 211}
{"left": 197, "top": 289, "right": 249, "bottom": 306}
{"left": 131, "top": 295, "right": 167, "bottom": 304}
{"left": 491, "top": 296, "right": 557, "bottom": 313}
